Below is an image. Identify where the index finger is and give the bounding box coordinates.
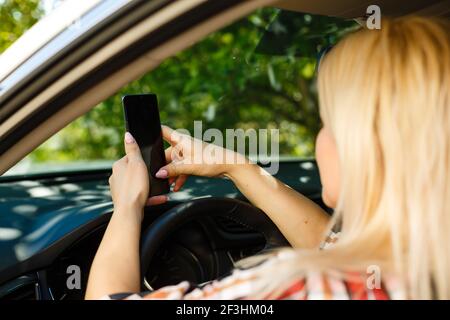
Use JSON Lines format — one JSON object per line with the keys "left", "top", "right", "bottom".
{"left": 161, "top": 125, "right": 182, "bottom": 145}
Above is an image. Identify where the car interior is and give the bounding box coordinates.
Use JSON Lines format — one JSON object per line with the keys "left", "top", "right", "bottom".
{"left": 0, "top": 0, "right": 448, "bottom": 300}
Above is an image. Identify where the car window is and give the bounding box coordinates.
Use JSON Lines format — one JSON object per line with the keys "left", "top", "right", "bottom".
{"left": 4, "top": 8, "right": 358, "bottom": 176}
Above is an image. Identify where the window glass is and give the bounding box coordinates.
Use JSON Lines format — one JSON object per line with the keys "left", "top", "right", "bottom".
{"left": 5, "top": 8, "right": 358, "bottom": 176}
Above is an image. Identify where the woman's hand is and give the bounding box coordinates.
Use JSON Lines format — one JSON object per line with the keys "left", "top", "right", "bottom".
{"left": 156, "top": 125, "right": 248, "bottom": 191}
{"left": 155, "top": 126, "right": 330, "bottom": 250}
{"left": 109, "top": 132, "right": 167, "bottom": 217}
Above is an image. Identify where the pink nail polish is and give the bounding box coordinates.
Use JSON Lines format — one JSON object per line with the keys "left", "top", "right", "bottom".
{"left": 155, "top": 169, "right": 168, "bottom": 178}
{"left": 125, "top": 132, "right": 135, "bottom": 144}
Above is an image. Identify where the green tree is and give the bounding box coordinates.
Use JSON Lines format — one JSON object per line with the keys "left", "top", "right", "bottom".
{"left": 0, "top": 0, "right": 43, "bottom": 53}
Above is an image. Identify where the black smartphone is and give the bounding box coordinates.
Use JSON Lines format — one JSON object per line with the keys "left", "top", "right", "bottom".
{"left": 122, "top": 94, "right": 169, "bottom": 197}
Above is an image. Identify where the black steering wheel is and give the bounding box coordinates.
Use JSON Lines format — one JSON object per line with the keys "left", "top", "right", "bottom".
{"left": 140, "top": 197, "right": 289, "bottom": 288}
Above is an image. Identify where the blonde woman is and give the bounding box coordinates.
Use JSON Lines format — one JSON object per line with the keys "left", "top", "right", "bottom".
{"left": 86, "top": 16, "right": 450, "bottom": 300}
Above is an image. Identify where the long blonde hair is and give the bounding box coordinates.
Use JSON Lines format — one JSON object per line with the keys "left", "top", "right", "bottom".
{"left": 244, "top": 16, "right": 450, "bottom": 299}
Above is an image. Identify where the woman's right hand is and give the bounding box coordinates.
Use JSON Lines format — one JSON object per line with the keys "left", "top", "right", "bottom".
{"left": 156, "top": 125, "right": 248, "bottom": 191}
{"left": 157, "top": 126, "right": 330, "bottom": 250}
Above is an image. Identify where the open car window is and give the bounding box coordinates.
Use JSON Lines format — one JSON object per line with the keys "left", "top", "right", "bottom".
{"left": 4, "top": 8, "right": 359, "bottom": 177}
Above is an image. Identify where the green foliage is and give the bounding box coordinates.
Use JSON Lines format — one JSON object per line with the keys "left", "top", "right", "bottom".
{"left": 2, "top": 5, "right": 358, "bottom": 168}
{"left": 0, "top": 0, "right": 42, "bottom": 53}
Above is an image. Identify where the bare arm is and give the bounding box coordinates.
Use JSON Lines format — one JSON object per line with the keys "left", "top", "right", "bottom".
{"left": 158, "top": 126, "right": 331, "bottom": 249}
{"left": 226, "top": 162, "right": 330, "bottom": 249}
{"left": 85, "top": 205, "right": 141, "bottom": 300}
{"left": 85, "top": 132, "right": 167, "bottom": 299}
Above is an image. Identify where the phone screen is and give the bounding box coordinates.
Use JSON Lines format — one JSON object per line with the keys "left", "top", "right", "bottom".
{"left": 122, "top": 94, "right": 169, "bottom": 197}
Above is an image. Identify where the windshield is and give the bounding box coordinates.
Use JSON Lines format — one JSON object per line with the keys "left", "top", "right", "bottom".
{"left": 3, "top": 7, "right": 358, "bottom": 177}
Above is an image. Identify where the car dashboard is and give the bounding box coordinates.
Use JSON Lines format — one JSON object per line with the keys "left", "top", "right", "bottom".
{"left": 0, "top": 160, "right": 324, "bottom": 300}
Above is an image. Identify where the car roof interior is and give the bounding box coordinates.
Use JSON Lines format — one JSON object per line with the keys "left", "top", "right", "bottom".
{"left": 275, "top": 0, "right": 450, "bottom": 18}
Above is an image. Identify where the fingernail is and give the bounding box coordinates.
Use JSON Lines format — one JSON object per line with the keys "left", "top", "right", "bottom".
{"left": 125, "top": 132, "right": 135, "bottom": 144}
{"left": 155, "top": 169, "right": 168, "bottom": 178}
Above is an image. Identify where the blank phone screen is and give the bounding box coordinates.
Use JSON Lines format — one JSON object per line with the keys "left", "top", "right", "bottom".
{"left": 122, "top": 94, "right": 169, "bottom": 196}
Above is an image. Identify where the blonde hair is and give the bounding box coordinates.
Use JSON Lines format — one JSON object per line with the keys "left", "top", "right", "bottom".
{"left": 244, "top": 16, "right": 450, "bottom": 299}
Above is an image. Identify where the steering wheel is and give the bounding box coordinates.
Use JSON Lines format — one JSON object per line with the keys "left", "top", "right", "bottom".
{"left": 140, "top": 197, "right": 289, "bottom": 288}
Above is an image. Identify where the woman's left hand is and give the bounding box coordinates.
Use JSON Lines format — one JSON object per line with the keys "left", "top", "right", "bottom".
{"left": 109, "top": 132, "right": 168, "bottom": 218}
